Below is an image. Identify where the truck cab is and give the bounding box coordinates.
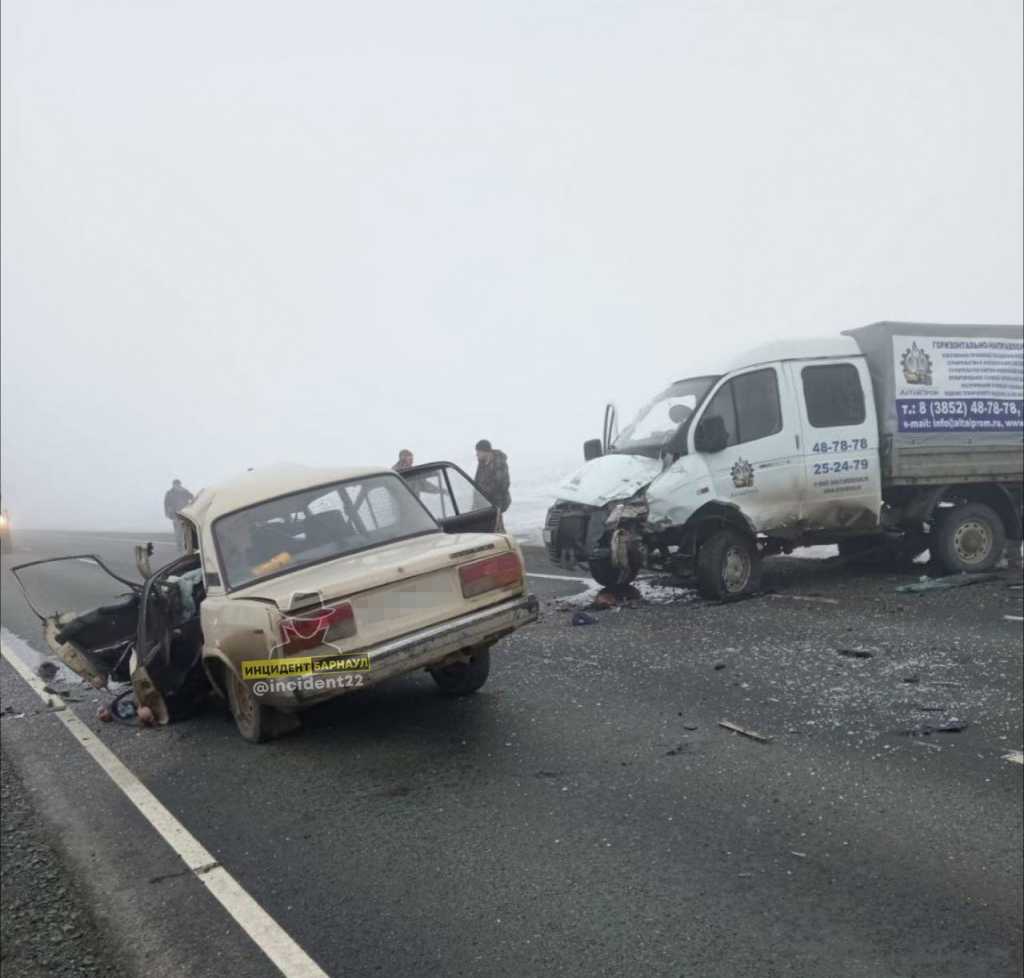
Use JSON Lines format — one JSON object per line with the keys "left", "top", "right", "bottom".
{"left": 546, "top": 323, "right": 1023, "bottom": 600}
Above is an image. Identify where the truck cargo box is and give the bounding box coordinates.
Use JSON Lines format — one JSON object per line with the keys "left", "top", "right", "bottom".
{"left": 844, "top": 322, "right": 1023, "bottom": 485}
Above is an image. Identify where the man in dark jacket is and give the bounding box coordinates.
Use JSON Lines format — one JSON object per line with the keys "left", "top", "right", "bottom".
{"left": 164, "top": 479, "right": 194, "bottom": 551}
{"left": 473, "top": 440, "right": 511, "bottom": 513}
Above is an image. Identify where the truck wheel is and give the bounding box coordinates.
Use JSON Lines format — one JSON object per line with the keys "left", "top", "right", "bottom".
{"left": 697, "top": 529, "right": 761, "bottom": 601}
{"left": 226, "top": 669, "right": 273, "bottom": 743}
{"left": 934, "top": 503, "right": 1006, "bottom": 574}
{"left": 587, "top": 558, "right": 638, "bottom": 588}
{"left": 431, "top": 647, "right": 491, "bottom": 696}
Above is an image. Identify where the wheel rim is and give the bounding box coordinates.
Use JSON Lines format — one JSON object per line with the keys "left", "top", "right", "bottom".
{"left": 229, "top": 671, "right": 257, "bottom": 730}
{"left": 953, "top": 519, "right": 993, "bottom": 566}
{"left": 722, "top": 546, "right": 751, "bottom": 593}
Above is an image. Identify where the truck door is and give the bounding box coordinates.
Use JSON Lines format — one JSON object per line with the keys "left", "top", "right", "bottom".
{"left": 691, "top": 364, "right": 805, "bottom": 531}
{"left": 785, "top": 358, "right": 882, "bottom": 531}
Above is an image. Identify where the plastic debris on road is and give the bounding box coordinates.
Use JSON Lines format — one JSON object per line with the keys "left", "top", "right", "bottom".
{"left": 895, "top": 574, "right": 1001, "bottom": 594}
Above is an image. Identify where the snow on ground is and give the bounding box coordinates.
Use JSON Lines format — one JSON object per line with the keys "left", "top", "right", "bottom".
{"left": 502, "top": 461, "right": 573, "bottom": 546}
{"left": 554, "top": 578, "right": 698, "bottom": 610}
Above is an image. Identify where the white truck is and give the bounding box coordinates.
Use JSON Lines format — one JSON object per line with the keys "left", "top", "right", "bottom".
{"left": 544, "top": 322, "right": 1024, "bottom": 599}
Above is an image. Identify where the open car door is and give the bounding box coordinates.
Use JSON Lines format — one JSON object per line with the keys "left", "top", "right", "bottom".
{"left": 11, "top": 550, "right": 209, "bottom": 724}
{"left": 400, "top": 461, "right": 501, "bottom": 534}
{"left": 11, "top": 555, "right": 143, "bottom": 687}
{"left": 132, "top": 551, "right": 208, "bottom": 723}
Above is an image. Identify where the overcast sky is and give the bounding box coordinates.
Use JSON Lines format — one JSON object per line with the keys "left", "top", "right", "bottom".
{"left": 2, "top": 0, "right": 1022, "bottom": 530}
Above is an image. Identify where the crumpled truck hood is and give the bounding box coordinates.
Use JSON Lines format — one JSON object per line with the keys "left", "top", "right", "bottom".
{"left": 555, "top": 454, "right": 663, "bottom": 508}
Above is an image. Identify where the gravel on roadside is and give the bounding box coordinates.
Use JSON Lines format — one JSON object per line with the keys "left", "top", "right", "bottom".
{"left": 1, "top": 750, "right": 121, "bottom": 978}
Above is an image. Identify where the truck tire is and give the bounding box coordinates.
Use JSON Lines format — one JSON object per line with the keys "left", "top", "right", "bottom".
{"left": 696, "top": 529, "right": 762, "bottom": 601}
{"left": 933, "top": 503, "right": 1006, "bottom": 574}
{"left": 430, "top": 647, "right": 491, "bottom": 695}
{"left": 587, "top": 558, "right": 638, "bottom": 589}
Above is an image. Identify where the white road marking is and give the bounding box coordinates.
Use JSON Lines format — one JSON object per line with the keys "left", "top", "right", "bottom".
{"left": 768, "top": 594, "right": 840, "bottom": 605}
{"left": 0, "top": 633, "right": 329, "bottom": 978}
{"left": 1003, "top": 615, "right": 1023, "bottom": 622}
{"left": 1004, "top": 750, "right": 1023, "bottom": 766}
{"left": 527, "top": 572, "right": 596, "bottom": 585}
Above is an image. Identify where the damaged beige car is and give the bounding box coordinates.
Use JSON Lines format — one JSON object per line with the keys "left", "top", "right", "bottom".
{"left": 13, "top": 463, "right": 538, "bottom": 742}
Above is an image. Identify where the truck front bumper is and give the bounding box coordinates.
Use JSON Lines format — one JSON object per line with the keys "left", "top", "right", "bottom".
{"left": 262, "top": 593, "right": 540, "bottom": 709}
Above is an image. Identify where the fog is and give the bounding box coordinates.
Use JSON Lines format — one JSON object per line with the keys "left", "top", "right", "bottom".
{"left": 2, "top": 0, "right": 1021, "bottom": 533}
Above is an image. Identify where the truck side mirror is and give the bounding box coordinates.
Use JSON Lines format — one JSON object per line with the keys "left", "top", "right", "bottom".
{"left": 583, "top": 438, "right": 603, "bottom": 461}
{"left": 694, "top": 416, "right": 729, "bottom": 454}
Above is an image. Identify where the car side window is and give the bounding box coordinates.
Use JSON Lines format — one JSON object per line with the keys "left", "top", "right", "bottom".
{"left": 702, "top": 382, "right": 740, "bottom": 447}
{"left": 445, "top": 467, "right": 491, "bottom": 514}
{"left": 404, "top": 471, "right": 456, "bottom": 521}
{"left": 802, "top": 364, "right": 865, "bottom": 428}
{"left": 733, "top": 368, "right": 782, "bottom": 442}
{"left": 703, "top": 368, "right": 781, "bottom": 447}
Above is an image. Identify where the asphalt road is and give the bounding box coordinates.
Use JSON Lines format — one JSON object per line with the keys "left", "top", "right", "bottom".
{"left": 2, "top": 529, "right": 1022, "bottom": 978}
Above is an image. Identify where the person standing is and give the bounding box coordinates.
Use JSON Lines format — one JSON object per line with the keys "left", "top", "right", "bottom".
{"left": 164, "top": 479, "right": 194, "bottom": 551}
{"left": 473, "top": 440, "right": 511, "bottom": 513}
{"left": 393, "top": 449, "right": 415, "bottom": 472}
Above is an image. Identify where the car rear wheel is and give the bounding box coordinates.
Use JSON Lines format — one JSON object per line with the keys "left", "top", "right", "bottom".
{"left": 226, "top": 668, "right": 273, "bottom": 743}
{"left": 696, "top": 529, "right": 762, "bottom": 601}
{"left": 430, "top": 647, "right": 491, "bottom": 696}
{"left": 934, "top": 503, "right": 1006, "bottom": 575}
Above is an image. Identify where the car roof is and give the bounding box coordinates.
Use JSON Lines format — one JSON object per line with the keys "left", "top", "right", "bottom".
{"left": 180, "top": 463, "right": 395, "bottom": 525}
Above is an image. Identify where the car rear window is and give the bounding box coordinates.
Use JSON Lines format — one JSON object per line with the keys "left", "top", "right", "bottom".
{"left": 213, "top": 475, "right": 439, "bottom": 590}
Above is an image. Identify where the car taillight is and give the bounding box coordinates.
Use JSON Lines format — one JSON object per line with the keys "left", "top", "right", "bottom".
{"left": 278, "top": 602, "right": 356, "bottom": 655}
{"left": 459, "top": 552, "right": 522, "bottom": 598}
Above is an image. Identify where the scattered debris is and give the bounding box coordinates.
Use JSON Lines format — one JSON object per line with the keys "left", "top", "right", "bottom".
{"left": 35, "top": 661, "right": 59, "bottom": 682}
{"left": 895, "top": 573, "right": 1000, "bottom": 594}
{"left": 555, "top": 579, "right": 695, "bottom": 611}
{"left": 790, "top": 851, "right": 807, "bottom": 858}
{"left": 713, "top": 662, "right": 727, "bottom": 671}
{"left": 718, "top": 719, "right": 771, "bottom": 744}
{"left": 901, "top": 674, "right": 920, "bottom": 684}
{"left": 593, "top": 586, "right": 642, "bottom": 609}
{"left": 837, "top": 647, "right": 875, "bottom": 659}
{"left": 902, "top": 718, "right": 969, "bottom": 736}
{"left": 571, "top": 611, "right": 597, "bottom": 626}
{"left": 1003, "top": 750, "right": 1023, "bottom": 765}
{"left": 1004, "top": 615, "right": 1023, "bottom": 622}
{"left": 682, "top": 723, "right": 699, "bottom": 731}
{"left": 665, "top": 744, "right": 689, "bottom": 756}
{"left": 914, "top": 704, "right": 946, "bottom": 712}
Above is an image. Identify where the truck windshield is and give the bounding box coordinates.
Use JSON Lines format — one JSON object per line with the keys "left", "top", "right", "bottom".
{"left": 614, "top": 376, "right": 719, "bottom": 451}
{"left": 213, "top": 474, "right": 439, "bottom": 591}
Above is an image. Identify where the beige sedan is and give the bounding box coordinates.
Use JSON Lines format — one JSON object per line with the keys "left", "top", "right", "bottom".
{"left": 17, "top": 463, "right": 538, "bottom": 742}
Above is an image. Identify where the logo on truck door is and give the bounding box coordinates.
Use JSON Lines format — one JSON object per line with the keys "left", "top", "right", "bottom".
{"left": 730, "top": 458, "right": 755, "bottom": 489}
